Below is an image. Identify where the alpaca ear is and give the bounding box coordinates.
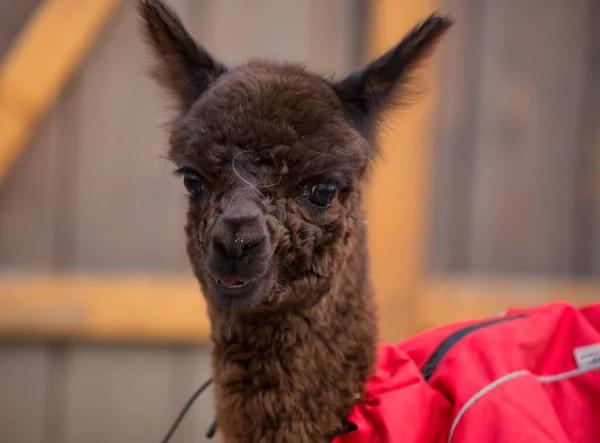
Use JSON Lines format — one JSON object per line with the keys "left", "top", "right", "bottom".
{"left": 138, "top": 0, "right": 227, "bottom": 110}
{"left": 332, "top": 14, "right": 452, "bottom": 134}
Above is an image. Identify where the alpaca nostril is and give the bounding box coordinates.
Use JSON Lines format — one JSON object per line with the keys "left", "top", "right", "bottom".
{"left": 242, "top": 238, "right": 264, "bottom": 253}
{"left": 236, "top": 236, "right": 266, "bottom": 258}
{"left": 213, "top": 239, "right": 229, "bottom": 258}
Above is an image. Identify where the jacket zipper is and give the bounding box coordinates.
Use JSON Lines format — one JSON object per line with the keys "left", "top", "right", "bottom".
{"left": 421, "top": 314, "right": 525, "bottom": 382}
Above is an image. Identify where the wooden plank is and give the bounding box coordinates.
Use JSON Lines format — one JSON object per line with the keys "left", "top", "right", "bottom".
{"left": 62, "top": 346, "right": 172, "bottom": 443}
{"left": 71, "top": 0, "right": 189, "bottom": 271}
{"left": 307, "top": 0, "right": 363, "bottom": 77}
{"left": 362, "top": 0, "right": 445, "bottom": 342}
{"left": 0, "top": 64, "right": 81, "bottom": 270}
{"left": 0, "top": 273, "right": 209, "bottom": 343}
{"left": 0, "top": 96, "right": 60, "bottom": 268}
{"left": 44, "top": 345, "right": 69, "bottom": 443}
{"left": 50, "top": 76, "right": 82, "bottom": 269}
{"left": 428, "top": 0, "right": 485, "bottom": 272}
{"left": 196, "top": 0, "right": 361, "bottom": 75}
{"left": 210, "top": 0, "right": 311, "bottom": 65}
{"left": 412, "top": 275, "right": 600, "bottom": 334}
{"left": 575, "top": 0, "right": 600, "bottom": 276}
{"left": 0, "top": 0, "right": 122, "bottom": 185}
{"left": 0, "top": 0, "right": 40, "bottom": 59}
{"left": 0, "top": 345, "right": 49, "bottom": 443}
{"left": 467, "top": 0, "right": 592, "bottom": 273}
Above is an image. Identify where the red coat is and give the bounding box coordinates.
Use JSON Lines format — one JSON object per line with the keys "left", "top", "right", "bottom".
{"left": 333, "top": 301, "right": 600, "bottom": 443}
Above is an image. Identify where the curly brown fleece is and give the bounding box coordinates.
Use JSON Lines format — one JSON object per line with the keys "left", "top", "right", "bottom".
{"left": 138, "top": 1, "right": 451, "bottom": 441}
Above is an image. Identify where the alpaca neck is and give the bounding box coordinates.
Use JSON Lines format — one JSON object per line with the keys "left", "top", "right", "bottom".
{"left": 209, "top": 221, "right": 377, "bottom": 443}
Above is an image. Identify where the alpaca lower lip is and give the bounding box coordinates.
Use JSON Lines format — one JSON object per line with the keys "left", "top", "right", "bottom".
{"left": 216, "top": 278, "right": 248, "bottom": 289}
{"left": 211, "top": 277, "right": 262, "bottom": 308}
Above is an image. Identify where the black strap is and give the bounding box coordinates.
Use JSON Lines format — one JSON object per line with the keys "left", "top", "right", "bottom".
{"left": 161, "top": 378, "right": 213, "bottom": 443}
{"left": 206, "top": 420, "right": 218, "bottom": 438}
{"left": 420, "top": 314, "right": 525, "bottom": 381}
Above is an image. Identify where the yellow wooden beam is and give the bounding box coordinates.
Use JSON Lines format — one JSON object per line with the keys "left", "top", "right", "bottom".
{"left": 412, "top": 275, "right": 600, "bottom": 335}
{"left": 363, "top": 0, "right": 444, "bottom": 342}
{"left": 0, "top": 0, "right": 122, "bottom": 184}
{"left": 0, "top": 273, "right": 209, "bottom": 343}
{"left": 0, "top": 273, "right": 596, "bottom": 343}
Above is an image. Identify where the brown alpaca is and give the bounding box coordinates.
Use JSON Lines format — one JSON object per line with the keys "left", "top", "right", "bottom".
{"left": 138, "top": 1, "right": 451, "bottom": 441}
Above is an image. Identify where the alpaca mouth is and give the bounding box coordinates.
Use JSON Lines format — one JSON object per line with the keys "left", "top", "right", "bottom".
{"left": 215, "top": 277, "right": 249, "bottom": 289}
{"left": 210, "top": 275, "right": 264, "bottom": 309}
{"left": 207, "top": 269, "right": 272, "bottom": 309}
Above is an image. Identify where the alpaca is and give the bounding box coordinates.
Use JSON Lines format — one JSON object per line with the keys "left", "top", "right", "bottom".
{"left": 138, "top": 1, "right": 451, "bottom": 441}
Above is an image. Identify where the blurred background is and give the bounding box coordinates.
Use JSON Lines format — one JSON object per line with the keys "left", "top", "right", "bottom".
{"left": 0, "top": 0, "right": 598, "bottom": 442}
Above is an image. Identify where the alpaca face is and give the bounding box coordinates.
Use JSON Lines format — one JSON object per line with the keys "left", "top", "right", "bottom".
{"left": 138, "top": 0, "right": 452, "bottom": 311}
{"left": 170, "top": 64, "right": 370, "bottom": 310}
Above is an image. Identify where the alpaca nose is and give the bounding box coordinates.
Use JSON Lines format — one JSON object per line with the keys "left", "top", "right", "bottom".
{"left": 212, "top": 214, "right": 267, "bottom": 261}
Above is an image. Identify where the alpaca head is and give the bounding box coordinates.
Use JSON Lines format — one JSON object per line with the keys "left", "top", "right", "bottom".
{"left": 139, "top": 0, "right": 451, "bottom": 312}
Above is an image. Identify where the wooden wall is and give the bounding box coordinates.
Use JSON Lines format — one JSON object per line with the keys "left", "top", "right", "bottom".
{"left": 0, "top": 1, "right": 365, "bottom": 442}
{"left": 430, "top": 0, "right": 600, "bottom": 276}
{"left": 0, "top": 344, "right": 216, "bottom": 443}
{"left": 2, "top": 0, "right": 599, "bottom": 441}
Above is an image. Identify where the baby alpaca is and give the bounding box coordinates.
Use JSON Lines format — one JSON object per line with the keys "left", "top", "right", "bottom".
{"left": 138, "top": 1, "right": 451, "bottom": 441}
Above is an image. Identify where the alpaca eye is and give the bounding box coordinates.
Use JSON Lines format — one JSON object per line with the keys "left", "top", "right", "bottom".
{"left": 309, "top": 183, "right": 337, "bottom": 207}
{"left": 183, "top": 171, "right": 204, "bottom": 196}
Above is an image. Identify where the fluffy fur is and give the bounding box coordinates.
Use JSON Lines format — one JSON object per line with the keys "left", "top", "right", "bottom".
{"left": 138, "top": 1, "right": 451, "bottom": 441}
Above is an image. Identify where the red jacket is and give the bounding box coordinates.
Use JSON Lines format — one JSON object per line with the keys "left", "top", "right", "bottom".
{"left": 333, "top": 301, "right": 600, "bottom": 443}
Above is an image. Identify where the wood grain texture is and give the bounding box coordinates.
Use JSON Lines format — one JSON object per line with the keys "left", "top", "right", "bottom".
{"left": 70, "top": 0, "right": 189, "bottom": 271}
{"left": 0, "top": 99, "right": 60, "bottom": 268}
{"left": 428, "top": 0, "right": 485, "bottom": 272}
{"left": 0, "top": 273, "right": 208, "bottom": 343}
{"left": 210, "top": 0, "right": 310, "bottom": 66}
{"left": 0, "top": 345, "right": 49, "bottom": 443}
{"left": 307, "top": 0, "right": 364, "bottom": 77}
{"left": 0, "top": 0, "right": 122, "bottom": 185}
{"left": 412, "top": 274, "right": 600, "bottom": 334}
{"left": 0, "top": 345, "right": 218, "bottom": 443}
{"left": 467, "top": 0, "right": 592, "bottom": 273}
{"left": 575, "top": 0, "right": 600, "bottom": 275}
{"left": 43, "top": 345, "right": 69, "bottom": 443}
{"left": 0, "top": 72, "right": 81, "bottom": 270}
{"left": 430, "top": 0, "right": 600, "bottom": 277}
{"left": 61, "top": 346, "right": 173, "bottom": 443}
